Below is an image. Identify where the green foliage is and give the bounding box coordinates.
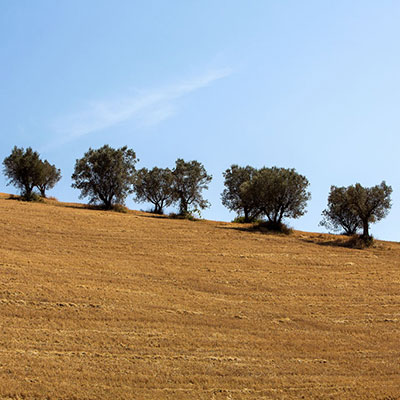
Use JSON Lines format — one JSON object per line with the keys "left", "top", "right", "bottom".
{"left": 3, "top": 146, "right": 61, "bottom": 201}
{"left": 133, "top": 167, "right": 174, "bottom": 214}
{"left": 321, "top": 182, "right": 392, "bottom": 240}
{"left": 223, "top": 165, "right": 310, "bottom": 225}
{"left": 3, "top": 146, "right": 43, "bottom": 200}
{"left": 243, "top": 167, "right": 311, "bottom": 225}
{"left": 320, "top": 186, "right": 362, "bottom": 235}
{"left": 71, "top": 145, "right": 137, "bottom": 209}
{"left": 171, "top": 159, "right": 212, "bottom": 215}
{"left": 221, "top": 165, "right": 259, "bottom": 222}
{"left": 37, "top": 160, "right": 61, "bottom": 198}
{"left": 346, "top": 181, "right": 392, "bottom": 239}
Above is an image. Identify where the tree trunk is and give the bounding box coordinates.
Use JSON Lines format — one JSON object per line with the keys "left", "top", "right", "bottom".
{"left": 180, "top": 200, "right": 188, "bottom": 215}
{"left": 159, "top": 200, "right": 165, "bottom": 214}
{"left": 104, "top": 198, "right": 113, "bottom": 210}
{"left": 362, "top": 219, "right": 369, "bottom": 238}
{"left": 23, "top": 185, "right": 33, "bottom": 200}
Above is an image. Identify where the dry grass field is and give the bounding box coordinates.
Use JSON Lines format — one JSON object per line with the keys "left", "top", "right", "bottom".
{"left": 0, "top": 193, "right": 399, "bottom": 399}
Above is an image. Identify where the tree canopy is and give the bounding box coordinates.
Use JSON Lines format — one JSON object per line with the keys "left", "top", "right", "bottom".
{"left": 37, "top": 160, "right": 61, "bottom": 198}
{"left": 71, "top": 145, "right": 137, "bottom": 209}
{"left": 172, "top": 159, "right": 212, "bottom": 215}
{"left": 222, "top": 165, "right": 310, "bottom": 229}
{"left": 320, "top": 182, "right": 392, "bottom": 239}
{"left": 133, "top": 167, "right": 174, "bottom": 214}
{"left": 346, "top": 182, "right": 392, "bottom": 238}
{"left": 320, "top": 186, "right": 362, "bottom": 235}
{"left": 248, "top": 167, "right": 311, "bottom": 228}
{"left": 221, "top": 165, "right": 259, "bottom": 222}
{"left": 3, "top": 146, "right": 45, "bottom": 200}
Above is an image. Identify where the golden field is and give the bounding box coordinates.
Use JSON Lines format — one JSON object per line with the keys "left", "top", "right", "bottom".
{"left": 0, "top": 193, "right": 399, "bottom": 399}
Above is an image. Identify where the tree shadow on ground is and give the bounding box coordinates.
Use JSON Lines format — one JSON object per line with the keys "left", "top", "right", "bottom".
{"left": 140, "top": 213, "right": 168, "bottom": 220}
{"left": 139, "top": 212, "right": 199, "bottom": 221}
{"left": 56, "top": 203, "right": 128, "bottom": 214}
{"left": 55, "top": 203, "right": 100, "bottom": 211}
{"left": 300, "top": 235, "right": 373, "bottom": 250}
{"left": 5, "top": 195, "right": 22, "bottom": 202}
{"left": 5, "top": 194, "right": 44, "bottom": 203}
{"left": 216, "top": 222, "right": 293, "bottom": 236}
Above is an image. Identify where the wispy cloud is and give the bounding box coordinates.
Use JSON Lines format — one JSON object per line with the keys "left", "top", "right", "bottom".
{"left": 49, "top": 68, "right": 231, "bottom": 145}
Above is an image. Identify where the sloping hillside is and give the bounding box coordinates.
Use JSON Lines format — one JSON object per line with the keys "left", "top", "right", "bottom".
{"left": 0, "top": 193, "right": 399, "bottom": 399}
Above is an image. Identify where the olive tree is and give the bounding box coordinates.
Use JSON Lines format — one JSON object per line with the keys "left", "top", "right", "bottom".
{"left": 3, "top": 146, "right": 43, "bottom": 200}
{"left": 244, "top": 167, "right": 311, "bottom": 230}
{"left": 346, "top": 181, "right": 392, "bottom": 239}
{"left": 171, "top": 158, "right": 212, "bottom": 215}
{"left": 319, "top": 186, "right": 362, "bottom": 235}
{"left": 320, "top": 182, "right": 392, "bottom": 239}
{"left": 37, "top": 160, "right": 61, "bottom": 198}
{"left": 71, "top": 145, "right": 137, "bottom": 209}
{"left": 221, "top": 165, "right": 260, "bottom": 222}
{"left": 133, "top": 167, "right": 174, "bottom": 214}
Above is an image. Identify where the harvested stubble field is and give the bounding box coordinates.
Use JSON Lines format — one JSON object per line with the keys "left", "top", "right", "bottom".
{"left": 0, "top": 193, "right": 399, "bottom": 400}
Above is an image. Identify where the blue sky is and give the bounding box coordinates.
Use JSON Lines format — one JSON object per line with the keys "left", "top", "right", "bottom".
{"left": 1, "top": 1, "right": 399, "bottom": 241}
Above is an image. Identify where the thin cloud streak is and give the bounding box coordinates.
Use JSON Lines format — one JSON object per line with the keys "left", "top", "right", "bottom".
{"left": 50, "top": 68, "right": 231, "bottom": 144}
